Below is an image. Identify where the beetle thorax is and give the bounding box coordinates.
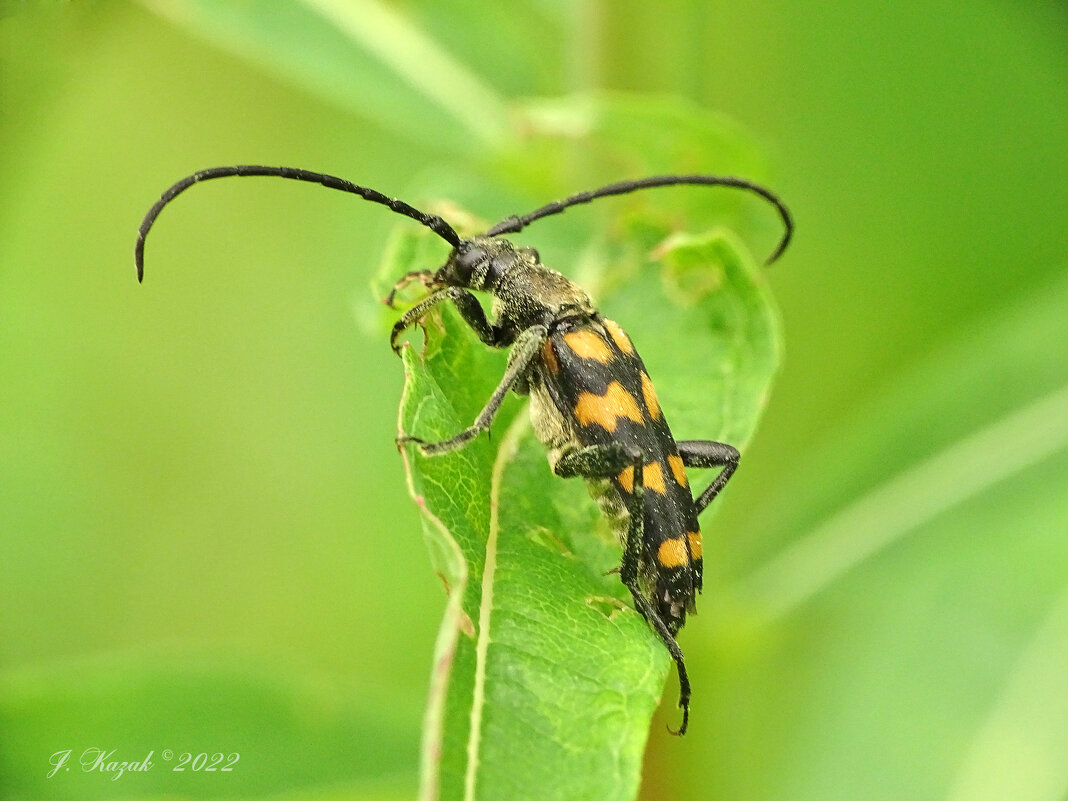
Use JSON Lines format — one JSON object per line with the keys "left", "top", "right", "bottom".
{"left": 490, "top": 249, "right": 595, "bottom": 331}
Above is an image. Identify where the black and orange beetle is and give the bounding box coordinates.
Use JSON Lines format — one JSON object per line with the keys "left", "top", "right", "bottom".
{"left": 135, "top": 166, "right": 793, "bottom": 734}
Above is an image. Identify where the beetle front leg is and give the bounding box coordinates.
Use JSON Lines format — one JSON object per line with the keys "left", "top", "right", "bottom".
{"left": 391, "top": 287, "right": 460, "bottom": 351}
{"left": 390, "top": 286, "right": 510, "bottom": 352}
{"left": 384, "top": 269, "right": 433, "bottom": 308}
{"left": 402, "top": 324, "right": 548, "bottom": 455}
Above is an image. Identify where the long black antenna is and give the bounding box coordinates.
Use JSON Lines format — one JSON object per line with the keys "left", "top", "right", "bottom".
{"left": 135, "top": 166, "right": 462, "bottom": 282}
{"left": 485, "top": 174, "right": 794, "bottom": 265}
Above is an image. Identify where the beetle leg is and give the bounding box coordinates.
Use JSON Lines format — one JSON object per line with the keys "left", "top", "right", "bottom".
{"left": 409, "top": 324, "right": 549, "bottom": 455}
{"left": 553, "top": 442, "right": 646, "bottom": 584}
{"left": 391, "top": 287, "right": 460, "bottom": 351}
{"left": 450, "top": 290, "right": 514, "bottom": 346}
{"left": 676, "top": 440, "right": 740, "bottom": 515}
{"left": 631, "top": 591, "right": 691, "bottom": 735}
{"left": 554, "top": 442, "right": 691, "bottom": 735}
{"left": 390, "top": 286, "right": 510, "bottom": 352}
{"left": 384, "top": 269, "right": 433, "bottom": 308}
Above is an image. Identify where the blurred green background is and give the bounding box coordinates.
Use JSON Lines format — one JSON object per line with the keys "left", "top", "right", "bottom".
{"left": 1, "top": 2, "right": 1065, "bottom": 800}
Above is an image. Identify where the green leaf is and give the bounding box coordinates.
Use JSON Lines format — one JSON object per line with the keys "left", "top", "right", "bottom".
{"left": 389, "top": 216, "right": 781, "bottom": 799}
{"left": 703, "top": 269, "right": 1068, "bottom": 801}
{"left": 0, "top": 655, "right": 418, "bottom": 801}
{"left": 738, "top": 269, "right": 1068, "bottom": 617}
{"left": 139, "top": 0, "right": 510, "bottom": 155}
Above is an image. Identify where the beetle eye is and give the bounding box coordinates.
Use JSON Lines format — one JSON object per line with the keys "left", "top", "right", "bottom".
{"left": 448, "top": 245, "right": 488, "bottom": 285}
{"left": 526, "top": 248, "right": 540, "bottom": 263}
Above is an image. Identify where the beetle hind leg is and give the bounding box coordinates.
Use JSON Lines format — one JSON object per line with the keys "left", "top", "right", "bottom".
{"left": 676, "top": 440, "right": 740, "bottom": 515}
{"left": 554, "top": 442, "right": 692, "bottom": 735}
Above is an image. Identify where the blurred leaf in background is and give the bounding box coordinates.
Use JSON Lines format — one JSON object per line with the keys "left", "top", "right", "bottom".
{"left": 0, "top": 1, "right": 1065, "bottom": 801}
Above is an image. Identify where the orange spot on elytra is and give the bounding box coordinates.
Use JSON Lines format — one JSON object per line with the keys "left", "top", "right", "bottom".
{"left": 668, "top": 454, "right": 687, "bottom": 487}
{"left": 658, "top": 537, "right": 689, "bottom": 569}
{"left": 640, "top": 372, "right": 661, "bottom": 420}
{"left": 541, "top": 339, "right": 559, "bottom": 374}
{"left": 617, "top": 466, "right": 634, "bottom": 493}
{"left": 603, "top": 319, "right": 634, "bottom": 354}
{"left": 687, "top": 531, "right": 703, "bottom": 561}
{"left": 563, "top": 330, "right": 613, "bottom": 362}
{"left": 573, "top": 382, "right": 643, "bottom": 432}
{"left": 643, "top": 461, "right": 666, "bottom": 494}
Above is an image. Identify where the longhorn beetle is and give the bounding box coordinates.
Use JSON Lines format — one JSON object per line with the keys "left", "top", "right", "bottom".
{"left": 135, "top": 166, "right": 793, "bottom": 735}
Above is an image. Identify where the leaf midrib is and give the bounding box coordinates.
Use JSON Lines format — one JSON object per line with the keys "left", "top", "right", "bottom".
{"left": 462, "top": 409, "right": 532, "bottom": 801}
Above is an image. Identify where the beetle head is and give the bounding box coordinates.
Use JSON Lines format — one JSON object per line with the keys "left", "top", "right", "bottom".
{"left": 435, "top": 237, "right": 531, "bottom": 292}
